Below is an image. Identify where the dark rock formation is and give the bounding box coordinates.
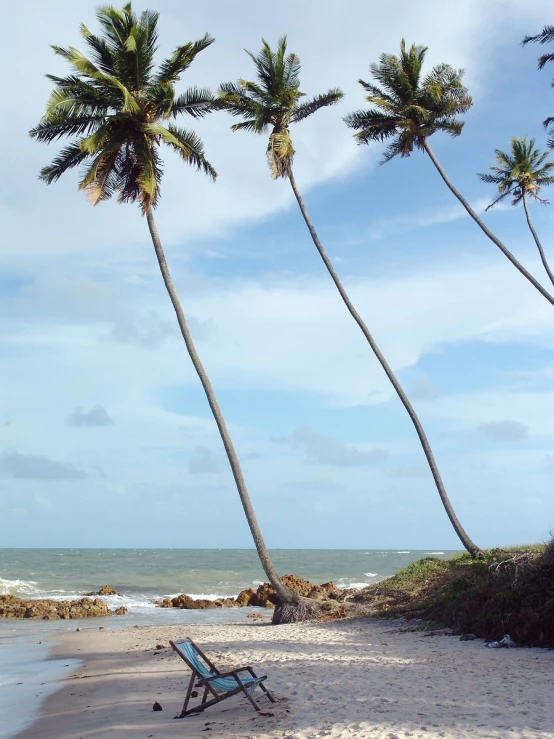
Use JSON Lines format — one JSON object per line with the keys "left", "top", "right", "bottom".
{"left": 0, "top": 594, "right": 128, "bottom": 620}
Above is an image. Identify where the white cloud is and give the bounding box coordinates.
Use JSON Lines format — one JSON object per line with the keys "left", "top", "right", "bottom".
{"left": 188, "top": 446, "right": 222, "bottom": 474}
{"left": 410, "top": 379, "right": 440, "bottom": 402}
{"left": 67, "top": 405, "right": 114, "bottom": 427}
{"left": 293, "top": 426, "right": 389, "bottom": 467}
{"left": 477, "top": 420, "right": 529, "bottom": 442}
{"left": 0, "top": 451, "right": 91, "bottom": 481}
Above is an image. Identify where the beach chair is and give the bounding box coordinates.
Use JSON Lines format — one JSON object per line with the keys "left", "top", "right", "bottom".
{"left": 170, "top": 637, "right": 276, "bottom": 718}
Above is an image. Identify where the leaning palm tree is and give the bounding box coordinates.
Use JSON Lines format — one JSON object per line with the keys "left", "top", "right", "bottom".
{"left": 217, "top": 38, "right": 483, "bottom": 558}
{"left": 523, "top": 26, "right": 554, "bottom": 148}
{"left": 478, "top": 137, "right": 554, "bottom": 288}
{"left": 344, "top": 40, "right": 554, "bottom": 307}
{"left": 29, "top": 4, "right": 313, "bottom": 623}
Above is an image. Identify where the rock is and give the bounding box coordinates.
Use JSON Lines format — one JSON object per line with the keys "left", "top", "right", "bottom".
{"left": 235, "top": 576, "right": 340, "bottom": 608}
{"left": 247, "top": 613, "right": 264, "bottom": 619}
{"left": 170, "top": 594, "right": 216, "bottom": 610}
{"left": 0, "top": 595, "right": 127, "bottom": 620}
{"left": 98, "top": 585, "right": 119, "bottom": 596}
{"left": 84, "top": 585, "right": 120, "bottom": 597}
{"left": 235, "top": 588, "right": 256, "bottom": 607}
{"left": 152, "top": 701, "right": 162, "bottom": 711}
{"left": 460, "top": 633, "right": 477, "bottom": 641}
{"left": 155, "top": 643, "right": 166, "bottom": 650}
{"left": 213, "top": 598, "right": 236, "bottom": 608}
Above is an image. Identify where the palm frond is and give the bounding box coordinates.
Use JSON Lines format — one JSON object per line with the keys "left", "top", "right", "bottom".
{"left": 171, "top": 87, "right": 214, "bottom": 119}
{"left": 345, "top": 41, "right": 470, "bottom": 162}
{"left": 29, "top": 114, "right": 106, "bottom": 143}
{"left": 155, "top": 34, "right": 214, "bottom": 84}
{"left": 163, "top": 124, "right": 217, "bottom": 180}
{"left": 291, "top": 88, "right": 343, "bottom": 123}
{"left": 32, "top": 7, "right": 218, "bottom": 213}
{"left": 38, "top": 143, "right": 90, "bottom": 184}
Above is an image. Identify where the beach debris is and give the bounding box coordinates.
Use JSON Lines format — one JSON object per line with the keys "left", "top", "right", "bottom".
{"left": 191, "top": 691, "right": 199, "bottom": 698}
{"left": 152, "top": 701, "right": 163, "bottom": 711}
{"left": 76, "top": 627, "right": 81, "bottom": 632}
{"left": 485, "top": 634, "right": 518, "bottom": 648}
{"left": 247, "top": 612, "right": 264, "bottom": 619}
{"left": 155, "top": 643, "right": 166, "bottom": 649}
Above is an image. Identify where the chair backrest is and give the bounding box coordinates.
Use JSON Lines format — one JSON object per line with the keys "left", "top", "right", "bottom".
{"left": 172, "top": 639, "right": 216, "bottom": 681}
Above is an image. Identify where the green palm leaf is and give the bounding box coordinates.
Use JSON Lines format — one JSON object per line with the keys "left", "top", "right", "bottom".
{"left": 217, "top": 36, "right": 343, "bottom": 179}
{"left": 30, "top": 3, "right": 217, "bottom": 213}
{"left": 344, "top": 39, "right": 471, "bottom": 161}
{"left": 478, "top": 136, "right": 554, "bottom": 208}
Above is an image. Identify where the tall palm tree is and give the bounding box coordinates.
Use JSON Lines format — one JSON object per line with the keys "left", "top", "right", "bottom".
{"left": 344, "top": 40, "right": 554, "bottom": 307}
{"left": 29, "top": 4, "right": 311, "bottom": 624}
{"left": 522, "top": 26, "right": 554, "bottom": 148}
{"left": 478, "top": 137, "right": 554, "bottom": 287}
{"left": 217, "top": 38, "right": 483, "bottom": 559}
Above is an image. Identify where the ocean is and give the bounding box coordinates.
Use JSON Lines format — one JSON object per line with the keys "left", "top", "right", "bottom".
{"left": 0, "top": 548, "right": 458, "bottom": 616}
{"left": 0, "top": 548, "right": 458, "bottom": 737}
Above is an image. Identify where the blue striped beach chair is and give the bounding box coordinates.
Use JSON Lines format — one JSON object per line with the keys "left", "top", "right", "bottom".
{"left": 170, "top": 638, "right": 276, "bottom": 718}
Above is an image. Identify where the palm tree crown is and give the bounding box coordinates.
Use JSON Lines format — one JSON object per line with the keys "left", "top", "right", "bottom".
{"left": 343, "top": 40, "right": 472, "bottom": 162}
{"left": 217, "top": 36, "right": 343, "bottom": 178}
{"left": 522, "top": 26, "right": 554, "bottom": 148}
{"left": 523, "top": 25, "right": 554, "bottom": 70}
{"left": 479, "top": 137, "right": 554, "bottom": 209}
{"left": 29, "top": 3, "right": 216, "bottom": 212}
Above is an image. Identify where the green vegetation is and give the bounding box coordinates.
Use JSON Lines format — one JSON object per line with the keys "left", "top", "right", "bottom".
{"left": 356, "top": 541, "right": 554, "bottom": 647}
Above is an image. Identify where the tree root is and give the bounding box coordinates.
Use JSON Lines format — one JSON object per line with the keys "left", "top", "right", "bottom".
{"left": 272, "top": 596, "right": 321, "bottom": 624}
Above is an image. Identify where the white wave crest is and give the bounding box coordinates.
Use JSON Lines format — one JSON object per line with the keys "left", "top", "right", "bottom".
{"left": 363, "top": 572, "right": 378, "bottom": 577}
{"left": 397, "top": 551, "right": 410, "bottom": 554}
{"left": 0, "top": 578, "right": 40, "bottom": 595}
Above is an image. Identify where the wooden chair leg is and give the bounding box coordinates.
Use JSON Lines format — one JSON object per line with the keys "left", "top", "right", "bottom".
{"left": 178, "top": 672, "right": 197, "bottom": 718}
{"left": 259, "top": 680, "right": 276, "bottom": 703}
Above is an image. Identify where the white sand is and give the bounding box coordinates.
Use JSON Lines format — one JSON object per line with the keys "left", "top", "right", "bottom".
{"left": 13, "top": 617, "right": 554, "bottom": 739}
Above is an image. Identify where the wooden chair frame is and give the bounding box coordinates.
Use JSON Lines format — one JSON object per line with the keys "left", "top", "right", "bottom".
{"left": 170, "top": 637, "right": 275, "bottom": 718}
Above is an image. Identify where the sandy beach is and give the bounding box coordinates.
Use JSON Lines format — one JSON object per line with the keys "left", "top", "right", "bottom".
{"left": 11, "top": 617, "right": 554, "bottom": 739}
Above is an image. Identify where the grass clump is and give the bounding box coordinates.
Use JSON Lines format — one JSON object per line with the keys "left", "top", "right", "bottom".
{"left": 352, "top": 540, "right": 554, "bottom": 647}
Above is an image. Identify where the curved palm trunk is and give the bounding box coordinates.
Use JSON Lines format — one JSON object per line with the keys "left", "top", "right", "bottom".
{"left": 522, "top": 194, "right": 554, "bottom": 289}
{"left": 287, "top": 168, "right": 483, "bottom": 559}
{"left": 146, "top": 211, "right": 318, "bottom": 622}
{"left": 423, "top": 142, "right": 554, "bottom": 307}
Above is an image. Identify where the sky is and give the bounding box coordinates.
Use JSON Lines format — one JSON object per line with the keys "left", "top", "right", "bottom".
{"left": 1, "top": 0, "right": 554, "bottom": 549}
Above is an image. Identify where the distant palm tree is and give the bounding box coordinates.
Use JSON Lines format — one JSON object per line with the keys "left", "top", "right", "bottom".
{"left": 344, "top": 40, "right": 554, "bottom": 307}
{"left": 29, "top": 4, "right": 307, "bottom": 624}
{"left": 522, "top": 26, "right": 554, "bottom": 148}
{"left": 479, "top": 137, "right": 554, "bottom": 287}
{"left": 217, "top": 38, "right": 483, "bottom": 559}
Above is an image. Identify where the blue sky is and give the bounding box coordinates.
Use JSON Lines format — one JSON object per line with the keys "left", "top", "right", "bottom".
{"left": 1, "top": 0, "right": 554, "bottom": 549}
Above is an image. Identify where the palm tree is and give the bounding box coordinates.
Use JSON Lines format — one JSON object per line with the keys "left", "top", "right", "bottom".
{"left": 344, "top": 40, "right": 554, "bottom": 308}
{"left": 478, "top": 137, "right": 554, "bottom": 288}
{"left": 217, "top": 38, "right": 483, "bottom": 559}
{"left": 29, "top": 4, "right": 311, "bottom": 624}
{"left": 522, "top": 26, "right": 554, "bottom": 148}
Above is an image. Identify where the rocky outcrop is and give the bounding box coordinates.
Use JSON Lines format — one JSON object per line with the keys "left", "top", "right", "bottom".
{"left": 0, "top": 595, "right": 128, "bottom": 620}
{"left": 235, "top": 575, "right": 341, "bottom": 607}
{"left": 84, "top": 585, "right": 120, "bottom": 596}
{"left": 157, "top": 576, "right": 345, "bottom": 611}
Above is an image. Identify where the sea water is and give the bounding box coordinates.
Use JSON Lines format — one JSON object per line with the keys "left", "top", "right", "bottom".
{"left": 0, "top": 549, "right": 457, "bottom": 737}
